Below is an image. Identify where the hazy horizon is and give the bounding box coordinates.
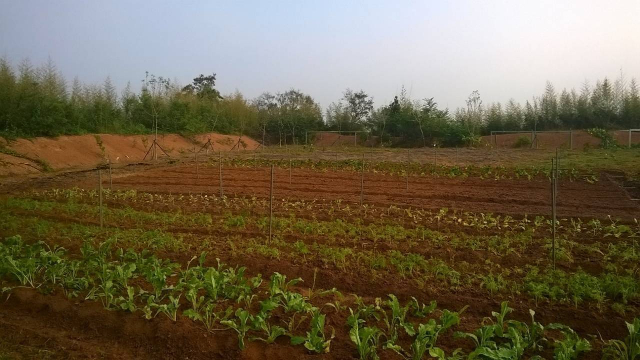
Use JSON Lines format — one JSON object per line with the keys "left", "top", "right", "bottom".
{"left": 1, "top": 1, "right": 639, "bottom": 111}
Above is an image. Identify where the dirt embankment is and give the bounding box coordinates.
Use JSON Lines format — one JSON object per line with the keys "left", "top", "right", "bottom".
{"left": 482, "top": 130, "right": 640, "bottom": 149}
{"left": 0, "top": 133, "right": 260, "bottom": 176}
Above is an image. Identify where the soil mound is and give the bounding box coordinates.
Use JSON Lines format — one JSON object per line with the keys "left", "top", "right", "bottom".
{"left": 0, "top": 132, "right": 260, "bottom": 176}
{"left": 482, "top": 130, "right": 640, "bottom": 149}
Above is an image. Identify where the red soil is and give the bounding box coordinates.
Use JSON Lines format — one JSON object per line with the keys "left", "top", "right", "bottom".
{"left": 312, "top": 132, "right": 358, "bottom": 147}
{"left": 0, "top": 132, "right": 260, "bottom": 175}
{"left": 483, "top": 129, "right": 640, "bottom": 149}
{"left": 94, "top": 165, "right": 640, "bottom": 220}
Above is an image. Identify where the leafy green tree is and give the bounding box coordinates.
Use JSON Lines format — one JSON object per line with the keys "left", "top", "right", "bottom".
{"left": 327, "top": 89, "right": 373, "bottom": 131}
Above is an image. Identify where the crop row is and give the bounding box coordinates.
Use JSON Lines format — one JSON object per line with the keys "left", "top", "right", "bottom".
{"left": 25, "top": 188, "right": 640, "bottom": 239}
{"left": 4, "top": 195, "right": 639, "bottom": 272}
{"left": 202, "top": 157, "right": 598, "bottom": 182}
{"left": 2, "top": 205, "right": 639, "bottom": 314}
{"left": 1, "top": 236, "right": 638, "bottom": 359}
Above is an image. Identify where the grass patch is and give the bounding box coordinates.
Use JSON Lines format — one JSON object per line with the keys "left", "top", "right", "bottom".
{"left": 0, "top": 144, "right": 53, "bottom": 172}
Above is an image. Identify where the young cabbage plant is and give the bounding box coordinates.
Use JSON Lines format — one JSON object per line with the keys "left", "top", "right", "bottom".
{"left": 117, "top": 285, "right": 138, "bottom": 312}
{"left": 154, "top": 294, "right": 181, "bottom": 321}
{"left": 183, "top": 302, "right": 228, "bottom": 332}
{"left": 383, "top": 294, "right": 415, "bottom": 343}
{"left": 252, "top": 314, "right": 287, "bottom": 344}
{"left": 221, "top": 308, "right": 254, "bottom": 350}
{"left": 349, "top": 308, "right": 384, "bottom": 360}
{"left": 291, "top": 311, "right": 334, "bottom": 353}
{"left": 408, "top": 297, "right": 437, "bottom": 318}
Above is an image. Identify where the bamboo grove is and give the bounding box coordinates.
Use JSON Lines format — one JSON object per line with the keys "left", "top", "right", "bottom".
{"left": 1, "top": 58, "right": 639, "bottom": 146}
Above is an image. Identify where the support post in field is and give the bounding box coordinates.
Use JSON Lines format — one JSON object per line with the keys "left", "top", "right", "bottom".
{"left": 434, "top": 146, "right": 437, "bottom": 167}
{"left": 195, "top": 151, "right": 199, "bottom": 180}
{"left": 219, "top": 151, "right": 223, "bottom": 197}
{"left": 98, "top": 169, "right": 104, "bottom": 229}
{"left": 289, "top": 156, "right": 292, "bottom": 185}
{"left": 569, "top": 130, "right": 573, "bottom": 150}
{"left": 405, "top": 163, "right": 409, "bottom": 191}
{"left": 630, "top": 129, "right": 633, "bottom": 149}
{"left": 108, "top": 161, "right": 113, "bottom": 190}
{"left": 551, "top": 157, "right": 556, "bottom": 270}
{"left": 269, "top": 164, "right": 274, "bottom": 243}
{"left": 360, "top": 153, "right": 365, "bottom": 206}
{"left": 555, "top": 147, "right": 559, "bottom": 196}
{"left": 405, "top": 149, "right": 410, "bottom": 191}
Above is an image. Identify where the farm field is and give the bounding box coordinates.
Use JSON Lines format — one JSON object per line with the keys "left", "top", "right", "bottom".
{"left": 1, "top": 148, "right": 640, "bottom": 359}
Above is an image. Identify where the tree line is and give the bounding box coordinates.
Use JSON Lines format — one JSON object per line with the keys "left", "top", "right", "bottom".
{"left": 1, "top": 58, "right": 638, "bottom": 146}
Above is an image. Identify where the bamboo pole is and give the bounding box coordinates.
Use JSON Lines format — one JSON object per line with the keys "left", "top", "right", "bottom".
{"left": 219, "top": 151, "right": 223, "bottom": 197}
{"left": 551, "top": 157, "right": 556, "bottom": 270}
{"left": 569, "top": 130, "right": 573, "bottom": 150}
{"left": 360, "top": 153, "right": 365, "bottom": 206}
{"left": 269, "top": 165, "right": 274, "bottom": 243}
{"left": 195, "top": 151, "right": 199, "bottom": 180}
{"left": 405, "top": 163, "right": 409, "bottom": 191}
{"left": 99, "top": 169, "right": 104, "bottom": 228}
{"left": 434, "top": 146, "right": 437, "bottom": 166}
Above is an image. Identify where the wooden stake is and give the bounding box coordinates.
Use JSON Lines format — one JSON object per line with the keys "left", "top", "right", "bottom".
{"left": 360, "top": 153, "right": 365, "bottom": 206}
{"left": 99, "top": 169, "right": 104, "bottom": 228}
{"left": 195, "top": 151, "right": 199, "bottom": 180}
{"left": 434, "top": 146, "right": 437, "bottom": 166}
{"left": 289, "top": 156, "right": 292, "bottom": 185}
{"left": 551, "top": 158, "right": 556, "bottom": 270}
{"left": 405, "top": 163, "right": 409, "bottom": 191}
{"left": 269, "top": 164, "right": 274, "bottom": 243}
{"left": 569, "top": 130, "right": 573, "bottom": 150}
{"left": 219, "top": 151, "right": 223, "bottom": 197}
{"left": 108, "top": 161, "right": 112, "bottom": 190}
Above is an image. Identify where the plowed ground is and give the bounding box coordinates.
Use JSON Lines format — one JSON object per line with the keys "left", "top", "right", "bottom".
{"left": 105, "top": 164, "right": 640, "bottom": 220}
{"left": 1, "top": 162, "right": 639, "bottom": 360}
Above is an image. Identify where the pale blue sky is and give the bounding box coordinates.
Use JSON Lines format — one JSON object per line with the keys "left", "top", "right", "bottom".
{"left": 1, "top": 1, "right": 639, "bottom": 110}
